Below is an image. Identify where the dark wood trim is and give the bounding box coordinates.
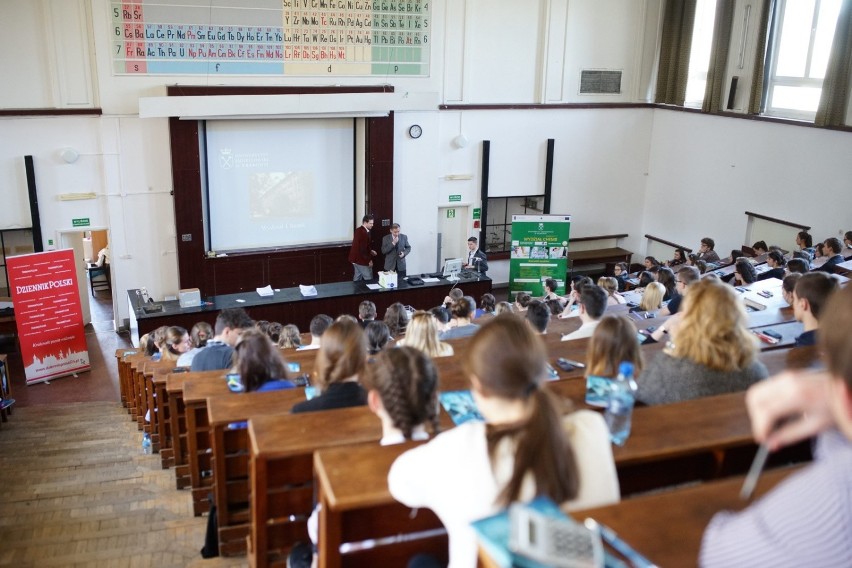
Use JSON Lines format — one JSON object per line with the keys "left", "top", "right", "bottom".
{"left": 543, "top": 139, "right": 554, "bottom": 213}
{"left": 167, "top": 85, "right": 395, "bottom": 296}
{"left": 571, "top": 234, "right": 628, "bottom": 243}
{"left": 478, "top": 140, "right": 490, "bottom": 247}
{"left": 0, "top": 108, "right": 102, "bottom": 116}
{"left": 437, "top": 102, "right": 852, "bottom": 134}
{"left": 744, "top": 211, "right": 810, "bottom": 231}
{"left": 644, "top": 234, "right": 693, "bottom": 253}
{"left": 489, "top": 252, "right": 510, "bottom": 261}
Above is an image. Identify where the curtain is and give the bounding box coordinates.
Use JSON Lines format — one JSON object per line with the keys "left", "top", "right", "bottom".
{"left": 815, "top": 0, "right": 852, "bottom": 126}
{"left": 702, "top": 0, "right": 736, "bottom": 112}
{"left": 655, "top": 0, "right": 698, "bottom": 105}
{"left": 747, "top": 0, "right": 775, "bottom": 114}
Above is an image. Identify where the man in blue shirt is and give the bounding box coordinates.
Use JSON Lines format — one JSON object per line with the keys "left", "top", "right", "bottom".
{"left": 190, "top": 308, "right": 253, "bottom": 371}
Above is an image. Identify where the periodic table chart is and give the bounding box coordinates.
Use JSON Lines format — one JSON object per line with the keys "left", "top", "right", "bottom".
{"left": 110, "top": 0, "right": 431, "bottom": 76}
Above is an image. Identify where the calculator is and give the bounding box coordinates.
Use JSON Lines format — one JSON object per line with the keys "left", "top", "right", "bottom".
{"left": 509, "top": 503, "right": 604, "bottom": 568}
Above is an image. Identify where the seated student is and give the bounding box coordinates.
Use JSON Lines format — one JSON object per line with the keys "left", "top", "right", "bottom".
{"left": 656, "top": 266, "right": 677, "bottom": 302}
{"left": 787, "top": 257, "right": 810, "bottom": 274}
{"left": 430, "top": 305, "right": 452, "bottom": 334}
{"left": 558, "top": 276, "right": 594, "bottom": 318}
{"left": 277, "top": 324, "right": 302, "bottom": 349}
{"left": 697, "top": 237, "right": 721, "bottom": 264}
{"left": 255, "top": 320, "right": 270, "bottom": 336}
{"left": 388, "top": 315, "right": 620, "bottom": 567}
{"left": 814, "top": 242, "right": 826, "bottom": 258}
{"left": 667, "top": 248, "right": 687, "bottom": 268}
{"left": 817, "top": 237, "right": 845, "bottom": 273}
{"left": 233, "top": 329, "right": 296, "bottom": 392}
{"left": 383, "top": 302, "right": 409, "bottom": 338}
{"left": 562, "top": 285, "right": 608, "bottom": 341}
{"left": 297, "top": 314, "right": 333, "bottom": 351}
{"left": 358, "top": 300, "right": 377, "bottom": 328}
{"left": 524, "top": 299, "right": 551, "bottom": 334}
{"left": 757, "top": 250, "right": 787, "bottom": 281}
{"left": 751, "top": 240, "right": 768, "bottom": 256}
{"left": 636, "top": 270, "right": 655, "bottom": 291}
{"left": 658, "top": 265, "right": 700, "bottom": 320}
{"left": 635, "top": 281, "right": 665, "bottom": 313}
{"left": 266, "top": 322, "right": 283, "bottom": 344}
{"left": 541, "top": 278, "right": 568, "bottom": 305}
{"left": 844, "top": 230, "right": 852, "bottom": 256}
{"left": 443, "top": 287, "right": 464, "bottom": 309}
{"left": 159, "top": 326, "right": 191, "bottom": 363}
{"left": 699, "top": 284, "right": 852, "bottom": 567}
{"left": 795, "top": 230, "right": 816, "bottom": 259}
{"left": 440, "top": 296, "right": 481, "bottom": 340}
{"left": 613, "top": 262, "right": 630, "bottom": 291}
{"left": 191, "top": 308, "right": 254, "bottom": 371}
{"left": 695, "top": 259, "right": 709, "bottom": 275}
{"left": 176, "top": 321, "right": 213, "bottom": 367}
{"left": 598, "top": 276, "right": 627, "bottom": 306}
{"left": 643, "top": 256, "right": 660, "bottom": 270}
{"left": 291, "top": 319, "right": 368, "bottom": 414}
{"left": 474, "top": 293, "right": 496, "bottom": 319}
{"left": 289, "top": 346, "right": 442, "bottom": 568}
{"left": 513, "top": 291, "right": 532, "bottom": 313}
{"left": 494, "top": 301, "right": 513, "bottom": 315}
{"left": 366, "top": 321, "right": 392, "bottom": 355}
{"left": 781, "top": 272, "right": 802, "bottom": 306}
{"left": 586, "top": 315, "right": 644, "bottom": 380}
{"left": 636, "top": 279, "right": 768, "bottom": 405}
{"left": 792, "top": 272, "right": 839, "bottom": 347}
{"left": 397, "top": 311, "right": 454, "bottom": 357}
{"left": 733, "top": 257, "right": 758, "bottom": 286}
{"left": 545, "top": 298, "right": 564, "bottom": 316}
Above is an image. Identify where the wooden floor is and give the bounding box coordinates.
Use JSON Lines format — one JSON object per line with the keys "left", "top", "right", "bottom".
{"left": 0, "top": 401, "right": 245, "bottom": 567}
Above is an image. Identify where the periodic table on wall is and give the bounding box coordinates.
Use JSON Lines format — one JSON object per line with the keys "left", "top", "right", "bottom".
{"left": 110, "top": 0, "right": 431, "bottom": 76}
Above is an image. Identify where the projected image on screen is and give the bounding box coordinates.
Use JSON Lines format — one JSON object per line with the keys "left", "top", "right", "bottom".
{"left": 205, "top": 119, "right": 355, "bottom": 252}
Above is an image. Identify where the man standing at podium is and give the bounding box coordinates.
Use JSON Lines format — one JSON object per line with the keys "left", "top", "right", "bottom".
{"left": 349, "top": 214, "right": 377, "bottom": 281}
{"left": 381, "top": 223, "right": 412, "bottom": 277}
{"left": 465, "top": 236, "right": 488, "bottom": 276}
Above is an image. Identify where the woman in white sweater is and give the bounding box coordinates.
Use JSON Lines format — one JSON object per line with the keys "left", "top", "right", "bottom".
{"left": 388, "top": 315, "right": 620, "bottom": 567}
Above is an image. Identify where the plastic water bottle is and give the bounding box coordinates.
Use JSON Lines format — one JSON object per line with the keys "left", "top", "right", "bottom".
{"left": 605, "top": 362, "right": 637, "bottom": 446}
{"left": 142, "top": 432, "right": 152, "bottom": 455}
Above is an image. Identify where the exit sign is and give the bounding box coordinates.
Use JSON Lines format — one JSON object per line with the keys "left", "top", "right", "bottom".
{"left": 448, "top": 195, "right": 461, "bottom": 202}
{"left": 72, "top": 218, "right": 90, "bottom": 227}
{"left": 447, "top": 209, "right": 456, "bottom": 218}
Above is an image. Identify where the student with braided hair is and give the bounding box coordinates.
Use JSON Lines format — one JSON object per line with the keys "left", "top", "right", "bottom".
{"left": 388, "top": 315, "right": 619, "bottom": 567}
{"left": 289, "top": 346, "right": 442, "bottom": 568}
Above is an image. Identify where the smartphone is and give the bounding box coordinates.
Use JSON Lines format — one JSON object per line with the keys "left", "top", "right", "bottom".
{"left": 226, "top": 373, "right": 245, "bottom": 393}
{"left": 509, "top": 503, "right": 604, "bottom": 568}
{"left": 556, "top": 358, "right": 585, "bottom": 372}
{"left": 757, "top": 290, "right": 774, "bottom": 298}
{"left": 287, "top": 362, "right": 301, "bottom": 374}
{"left": 636, "top": 330, "right": 656, "bottom": 345}
{"left": 754, "top": 331, "right": 780, "bottom": 344}
{"left": 762, "top": 329, "right": 783, "bottom": 340}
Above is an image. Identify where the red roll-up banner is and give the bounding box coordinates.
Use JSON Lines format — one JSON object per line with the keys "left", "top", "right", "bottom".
{"left": 7, "top": 249, "right": 91, "bottom": 385}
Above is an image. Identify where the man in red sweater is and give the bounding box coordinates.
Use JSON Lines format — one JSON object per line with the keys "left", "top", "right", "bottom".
{"left": 348, "top": 214, "right": 377, "bottom": 281}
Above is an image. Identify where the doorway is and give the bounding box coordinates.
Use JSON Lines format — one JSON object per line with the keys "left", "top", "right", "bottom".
{"left": 437, "top": 206, "right": 469, "bottom": 271}
{"left": 58, "top": 229, "right": 115, "bottom": 331}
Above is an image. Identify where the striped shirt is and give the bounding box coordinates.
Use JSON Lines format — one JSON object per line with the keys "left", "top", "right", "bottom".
{"left": 700, "top": 429, "right": 852, "bottom": 567}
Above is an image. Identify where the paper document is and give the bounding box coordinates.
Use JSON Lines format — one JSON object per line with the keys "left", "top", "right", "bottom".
{"left": 256, "top": 285, "right": 274, "bottom": 297}
{"left": 299, "top": 284, "right": 318, "bottom": 296}
{"left": 365, "top": 283, "right": 381, "bottom": 290}
{"left": 422, "top": 277, "right": 440, "bottom": 283}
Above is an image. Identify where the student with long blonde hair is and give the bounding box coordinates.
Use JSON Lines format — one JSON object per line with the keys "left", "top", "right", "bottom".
{"left": 637, "top": 281, "right": 665, "bottom": 312}
{"left": 636, "top": 279, "right": 768, "bottom": 405}
{"left": 597, "top": 276, "right": 627, "bottom": 306}
{"left": 397, "top": 311, "right": 454, "bottom": 357}
{"left": 389, "top": 315, "right": 619, "bottom": 566}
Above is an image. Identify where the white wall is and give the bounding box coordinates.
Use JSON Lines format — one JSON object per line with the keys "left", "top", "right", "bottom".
{"left": 644, "top": 109, "right": 852, "bottom": 258}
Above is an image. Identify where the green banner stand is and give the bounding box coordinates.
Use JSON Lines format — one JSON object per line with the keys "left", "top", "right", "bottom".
{"left": 508, "top": 215, "right": 571, "bottom": 300}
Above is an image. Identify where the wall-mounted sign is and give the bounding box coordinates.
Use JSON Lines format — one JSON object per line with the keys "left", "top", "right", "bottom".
{"left": 72, "top": 218, "right": 90, "bottom": 227}
{"left": 448, "top": 195, "right": 461, "bottom": 202}
{"left": 447, "top": 209, "right": 456, "bottom": 219}
{"left": 473, "top": 208, "right": 481, "bottom": 220}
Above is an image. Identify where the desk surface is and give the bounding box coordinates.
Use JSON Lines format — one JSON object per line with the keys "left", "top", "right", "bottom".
{"left": 573, "top": 465, "right": 802, "bottom": 567}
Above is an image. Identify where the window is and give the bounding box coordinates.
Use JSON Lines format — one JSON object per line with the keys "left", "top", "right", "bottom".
{"left": 483, "top": 195, "right": 546, "bottom": 254}
{"left": 766, "top": 0, "right": 842, "bottom": 120}
{"left": 684, "top": 0, "right": 719, "bottom": 108}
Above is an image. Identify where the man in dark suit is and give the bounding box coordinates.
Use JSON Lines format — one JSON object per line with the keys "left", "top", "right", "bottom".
{"left": 464, "top": 236, "right": 488, "bottom": 275}
{"left": 380, "top": 223, "right": 412, "bottom": 277}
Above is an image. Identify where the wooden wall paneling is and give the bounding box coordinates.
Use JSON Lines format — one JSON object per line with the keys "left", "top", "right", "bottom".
{"left": 365, "top": 112, "right": 395, "bottom": 274}
{"left": 210, "top": 258, "right": 266, "bottom": 294}
{"left": 267, "top": 255, "right": 317, "bottom": 288}
{"left": 318, "top": 249, "right": 351, "bottom": 284}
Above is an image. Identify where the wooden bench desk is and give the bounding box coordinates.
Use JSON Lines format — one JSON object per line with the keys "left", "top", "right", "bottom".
{"left": 166, "top": 370, "right": 226, "bottom": 490}
{"left": 207, "top": 388, "right": 309, "bottom": 556}
{"left": 142, "top": 359, "right": 186, "bottom": 450}
{"left": 115, "top": 348, "right": 139, "bottom": 409}
{"left": 151, "top": 368, "right": 177, "bottom": 468}
{"left": 124, "top": 353, "right": 148, "bottom": 422}
{"left": 573, "top": 464, "right": 803, "bottom": 567}
{"left": 567, "top": 247, "right": 633, "bottom": 273}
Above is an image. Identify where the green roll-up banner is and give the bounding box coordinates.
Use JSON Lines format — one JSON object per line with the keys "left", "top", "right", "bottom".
{"left": 508, "top": 215, "right": 571, "bottom": 300}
